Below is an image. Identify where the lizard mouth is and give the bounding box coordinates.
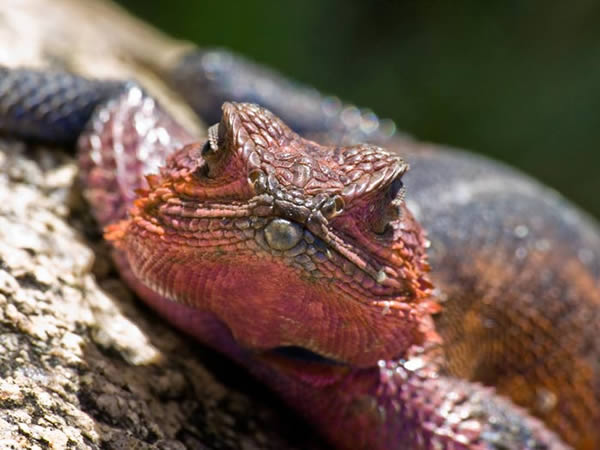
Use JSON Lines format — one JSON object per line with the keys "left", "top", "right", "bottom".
{"left": 268, "top": 346, "right": 347, "bottom": 366}
{"left": 259, "top": 346, "right": 352, "bottom": 386}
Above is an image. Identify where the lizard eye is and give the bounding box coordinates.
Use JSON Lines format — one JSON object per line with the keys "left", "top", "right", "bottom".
{"left": 264, "top": 218, "right": 303, "bottom": 251}
{"left": 249, "top": 169, "right": 268, "bottom": 194}
{"left": 321, "top": 195, "right": 344, "bottom": 219}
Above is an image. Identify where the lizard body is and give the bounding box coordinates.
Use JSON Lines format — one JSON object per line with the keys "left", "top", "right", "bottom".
{"left": 169, "top": 52, "right": 600, "bottom": 446}
{"left": 0, "top": 29, "right": 598, "bottom": 450}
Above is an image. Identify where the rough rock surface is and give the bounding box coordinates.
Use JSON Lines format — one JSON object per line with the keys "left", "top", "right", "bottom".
{"left": 0, "top": 1, "right": 322, "bottom": 449}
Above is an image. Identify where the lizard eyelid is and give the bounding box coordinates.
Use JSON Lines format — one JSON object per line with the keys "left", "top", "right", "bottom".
{"left": 321, "top": 195, "right": 345, "bottom": 219}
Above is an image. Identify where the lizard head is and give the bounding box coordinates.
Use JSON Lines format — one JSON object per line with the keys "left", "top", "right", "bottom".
{"left": 108, "top": 102, "right": 436, "bottom": 369}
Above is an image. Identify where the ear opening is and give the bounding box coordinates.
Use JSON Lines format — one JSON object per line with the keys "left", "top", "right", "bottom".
{"left": 198, "top": 105, "right": 243, "bottom": 178}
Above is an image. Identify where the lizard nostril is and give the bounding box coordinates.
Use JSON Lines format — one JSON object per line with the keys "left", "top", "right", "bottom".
{"left": 264, "top": 218, "right": 303, "bottom": 251}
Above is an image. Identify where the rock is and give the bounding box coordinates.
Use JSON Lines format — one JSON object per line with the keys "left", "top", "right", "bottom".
{"left": 0, "top": 1, "right": 323, "bottom": 448}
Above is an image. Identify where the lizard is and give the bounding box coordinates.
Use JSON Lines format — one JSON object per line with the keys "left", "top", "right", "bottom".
{"left": 168, "top": 50, "right": 600, "bottom": 449}
{"left": 0, "top": 8, "right": 598, "bottom": 449}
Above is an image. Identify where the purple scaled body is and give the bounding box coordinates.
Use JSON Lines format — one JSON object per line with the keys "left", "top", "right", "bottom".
{"left": 74, "top": 85, "right": 567, "bottom": 449}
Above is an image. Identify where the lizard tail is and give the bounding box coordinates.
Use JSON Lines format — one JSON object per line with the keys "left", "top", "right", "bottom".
{"left": 0, "top": 66, "right": 124, "bottom": 143}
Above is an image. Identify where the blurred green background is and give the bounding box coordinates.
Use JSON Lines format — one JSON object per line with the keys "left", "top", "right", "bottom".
{"left": 116, "top": 0, "right": 599, "bottom": 219}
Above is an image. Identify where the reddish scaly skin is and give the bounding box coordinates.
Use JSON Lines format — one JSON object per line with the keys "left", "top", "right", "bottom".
{"left": 73, "top": 88, "right": 569, "bottom": 449}
{"left": 109, "top": 114, "right": 436, "bottom": 368}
